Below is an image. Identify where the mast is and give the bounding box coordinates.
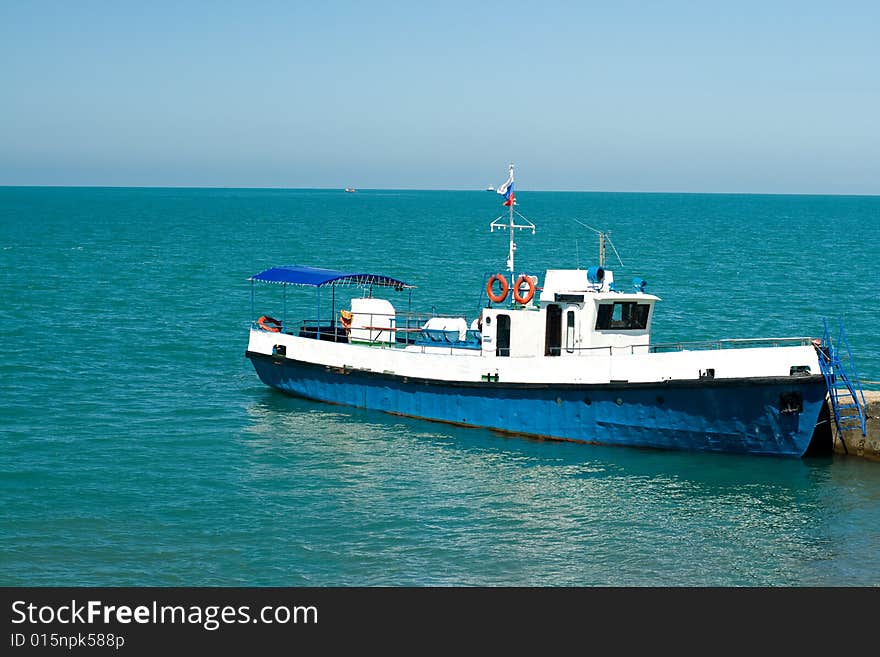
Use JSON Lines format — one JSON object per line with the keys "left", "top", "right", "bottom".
{"left": 507, "top": 164, "right": 516, "bottom": 275}
{"left": 490, "top": 163, "right": 535, "bottom": 287}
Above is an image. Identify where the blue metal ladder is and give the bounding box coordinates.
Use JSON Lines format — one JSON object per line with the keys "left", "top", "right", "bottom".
{"left": 817, "top": 319, "right": 868, "bottom": 452}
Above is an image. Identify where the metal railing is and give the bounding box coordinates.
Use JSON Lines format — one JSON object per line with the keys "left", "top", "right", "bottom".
{"left": 540, "top": 337, "right": 815, "bottom": 358}
{"left": 817, "top": 319, "right": 867, "bottom": 442}
{"left": 256, "top": 310, "right": 481, "bottom": 350}
{"left": 649, "top": 336, "right": 815, "bottom": 353}
{"left": 256, "top": 315, "right": 816, "bottom": 357}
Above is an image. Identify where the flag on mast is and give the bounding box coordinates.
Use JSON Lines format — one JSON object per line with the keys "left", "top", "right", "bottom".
{"left": 496, "top": 165, "right": 516, "bottom": 206}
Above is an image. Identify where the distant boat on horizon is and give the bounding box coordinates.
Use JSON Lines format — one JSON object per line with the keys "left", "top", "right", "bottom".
{"left": 485, "top": 186, "right": 495, "bottom": 191}
{"left": 344, "top": 187, "right": 357, "bottom": 193}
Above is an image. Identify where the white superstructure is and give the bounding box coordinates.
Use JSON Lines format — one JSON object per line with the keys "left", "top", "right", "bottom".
{"left": 247, "top": 262, "right": 820, "bottom": 386}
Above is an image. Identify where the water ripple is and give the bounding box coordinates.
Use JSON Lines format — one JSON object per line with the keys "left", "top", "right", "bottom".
{"left": 1, "top": 187, "right": 878, "bottom": 586}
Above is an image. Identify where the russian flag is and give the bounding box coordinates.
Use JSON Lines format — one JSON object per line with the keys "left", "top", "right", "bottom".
{"left": 496, "top": 170, "right": 515, "bottom": 206}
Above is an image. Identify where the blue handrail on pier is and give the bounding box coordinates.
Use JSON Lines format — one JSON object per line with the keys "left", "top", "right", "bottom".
{"left": 817, "top": 319, "right": 868, "bottom": 452}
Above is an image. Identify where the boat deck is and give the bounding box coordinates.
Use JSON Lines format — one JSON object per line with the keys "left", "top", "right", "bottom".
{"left": 264, "top": 319, "right": 815, "bottom": 357}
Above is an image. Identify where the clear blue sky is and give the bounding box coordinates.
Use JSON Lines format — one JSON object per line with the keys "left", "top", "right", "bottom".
{"left": 1, "top": 1, "right": 878, "bottom": 193}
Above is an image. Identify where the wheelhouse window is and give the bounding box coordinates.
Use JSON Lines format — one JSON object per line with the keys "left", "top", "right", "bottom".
{"left": 595, "top": 302, "right": 650, "bottom": 330}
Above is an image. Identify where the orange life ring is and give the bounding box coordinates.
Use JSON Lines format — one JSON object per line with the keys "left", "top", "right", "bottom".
{"left": 513, "top": 274, "right": 535, "bottom": 304}
{"left": 486, "top": 274, "right": 509, "bottom": 303}
{"left": 258, "top": 315, "right": 282, "bottom": 332}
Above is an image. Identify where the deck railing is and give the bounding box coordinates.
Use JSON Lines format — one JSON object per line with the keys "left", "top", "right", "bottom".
{"left": 259, "top": 310, "right": 479, "bottom": 348}
{"left": 649, "top": 337, "right": 815, "bottom": 353}
{"left": 540, "top": 337, "right": 816, "bottom": 358}
{"left": 256, "top": 315, "right": 816, "bottom": 357}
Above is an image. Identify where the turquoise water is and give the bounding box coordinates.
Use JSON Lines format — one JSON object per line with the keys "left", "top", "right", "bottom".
{"left": 1, "top": 187, "right": 879, "bottom": 586}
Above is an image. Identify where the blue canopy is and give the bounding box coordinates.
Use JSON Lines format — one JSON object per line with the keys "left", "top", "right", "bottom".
{"left": 249, "top": 265, "right": 413, "bottom": 289}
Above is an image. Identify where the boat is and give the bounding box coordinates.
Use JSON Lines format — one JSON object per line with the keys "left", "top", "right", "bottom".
{"left": 486, "top": 186, "right": 495, "bottom": 191}
{"left": 344, "top": 187, "right": 357, "bottom": 193}
{"left": 246, "top": 165, "right": 867, "bottom": 457}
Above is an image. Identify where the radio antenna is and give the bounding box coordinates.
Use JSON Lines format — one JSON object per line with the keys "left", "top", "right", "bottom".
{"left": 573, "top": 219, "right": 624, "bottom": 268}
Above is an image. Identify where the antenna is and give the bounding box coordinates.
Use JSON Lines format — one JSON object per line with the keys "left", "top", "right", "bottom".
{"left": 573, "top": 219, "right": 624, "bottom": 268}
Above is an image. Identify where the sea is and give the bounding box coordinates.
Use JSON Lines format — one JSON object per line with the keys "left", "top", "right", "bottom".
{"left": 1, "top": 187, "right": 879, "bottom": 586}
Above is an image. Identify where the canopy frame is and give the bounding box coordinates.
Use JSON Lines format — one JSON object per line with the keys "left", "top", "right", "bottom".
{"left": 249, "top": 265, "right": 414, "bottom": 290}
{"left": 249, "top": 265, "right": 414, "bottom": 331}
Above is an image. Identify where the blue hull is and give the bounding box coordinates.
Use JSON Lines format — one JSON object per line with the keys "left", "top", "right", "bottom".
{"left": 247, "top": 352, "right": 828, "bottom": 457}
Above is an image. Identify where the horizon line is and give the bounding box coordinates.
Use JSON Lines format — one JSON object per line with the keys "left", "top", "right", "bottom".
{"left": 1, "top": 184, "right": 878, "bottom": 198}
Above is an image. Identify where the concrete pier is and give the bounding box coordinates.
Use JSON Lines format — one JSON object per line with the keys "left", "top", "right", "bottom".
{"left": 830, "top": 389, "right": 880, "bottom": 461}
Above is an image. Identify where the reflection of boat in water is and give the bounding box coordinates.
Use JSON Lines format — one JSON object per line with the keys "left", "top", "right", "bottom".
{"left": 344, "top": 187, "right": 357, "bottom": 193}
{"left": 246, "top": 164, "right": 867, "bottom": 458}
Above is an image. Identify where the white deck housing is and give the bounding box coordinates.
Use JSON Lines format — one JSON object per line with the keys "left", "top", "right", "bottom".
{"left": 247, "top": 267, "right": 821, "bottom": 385}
